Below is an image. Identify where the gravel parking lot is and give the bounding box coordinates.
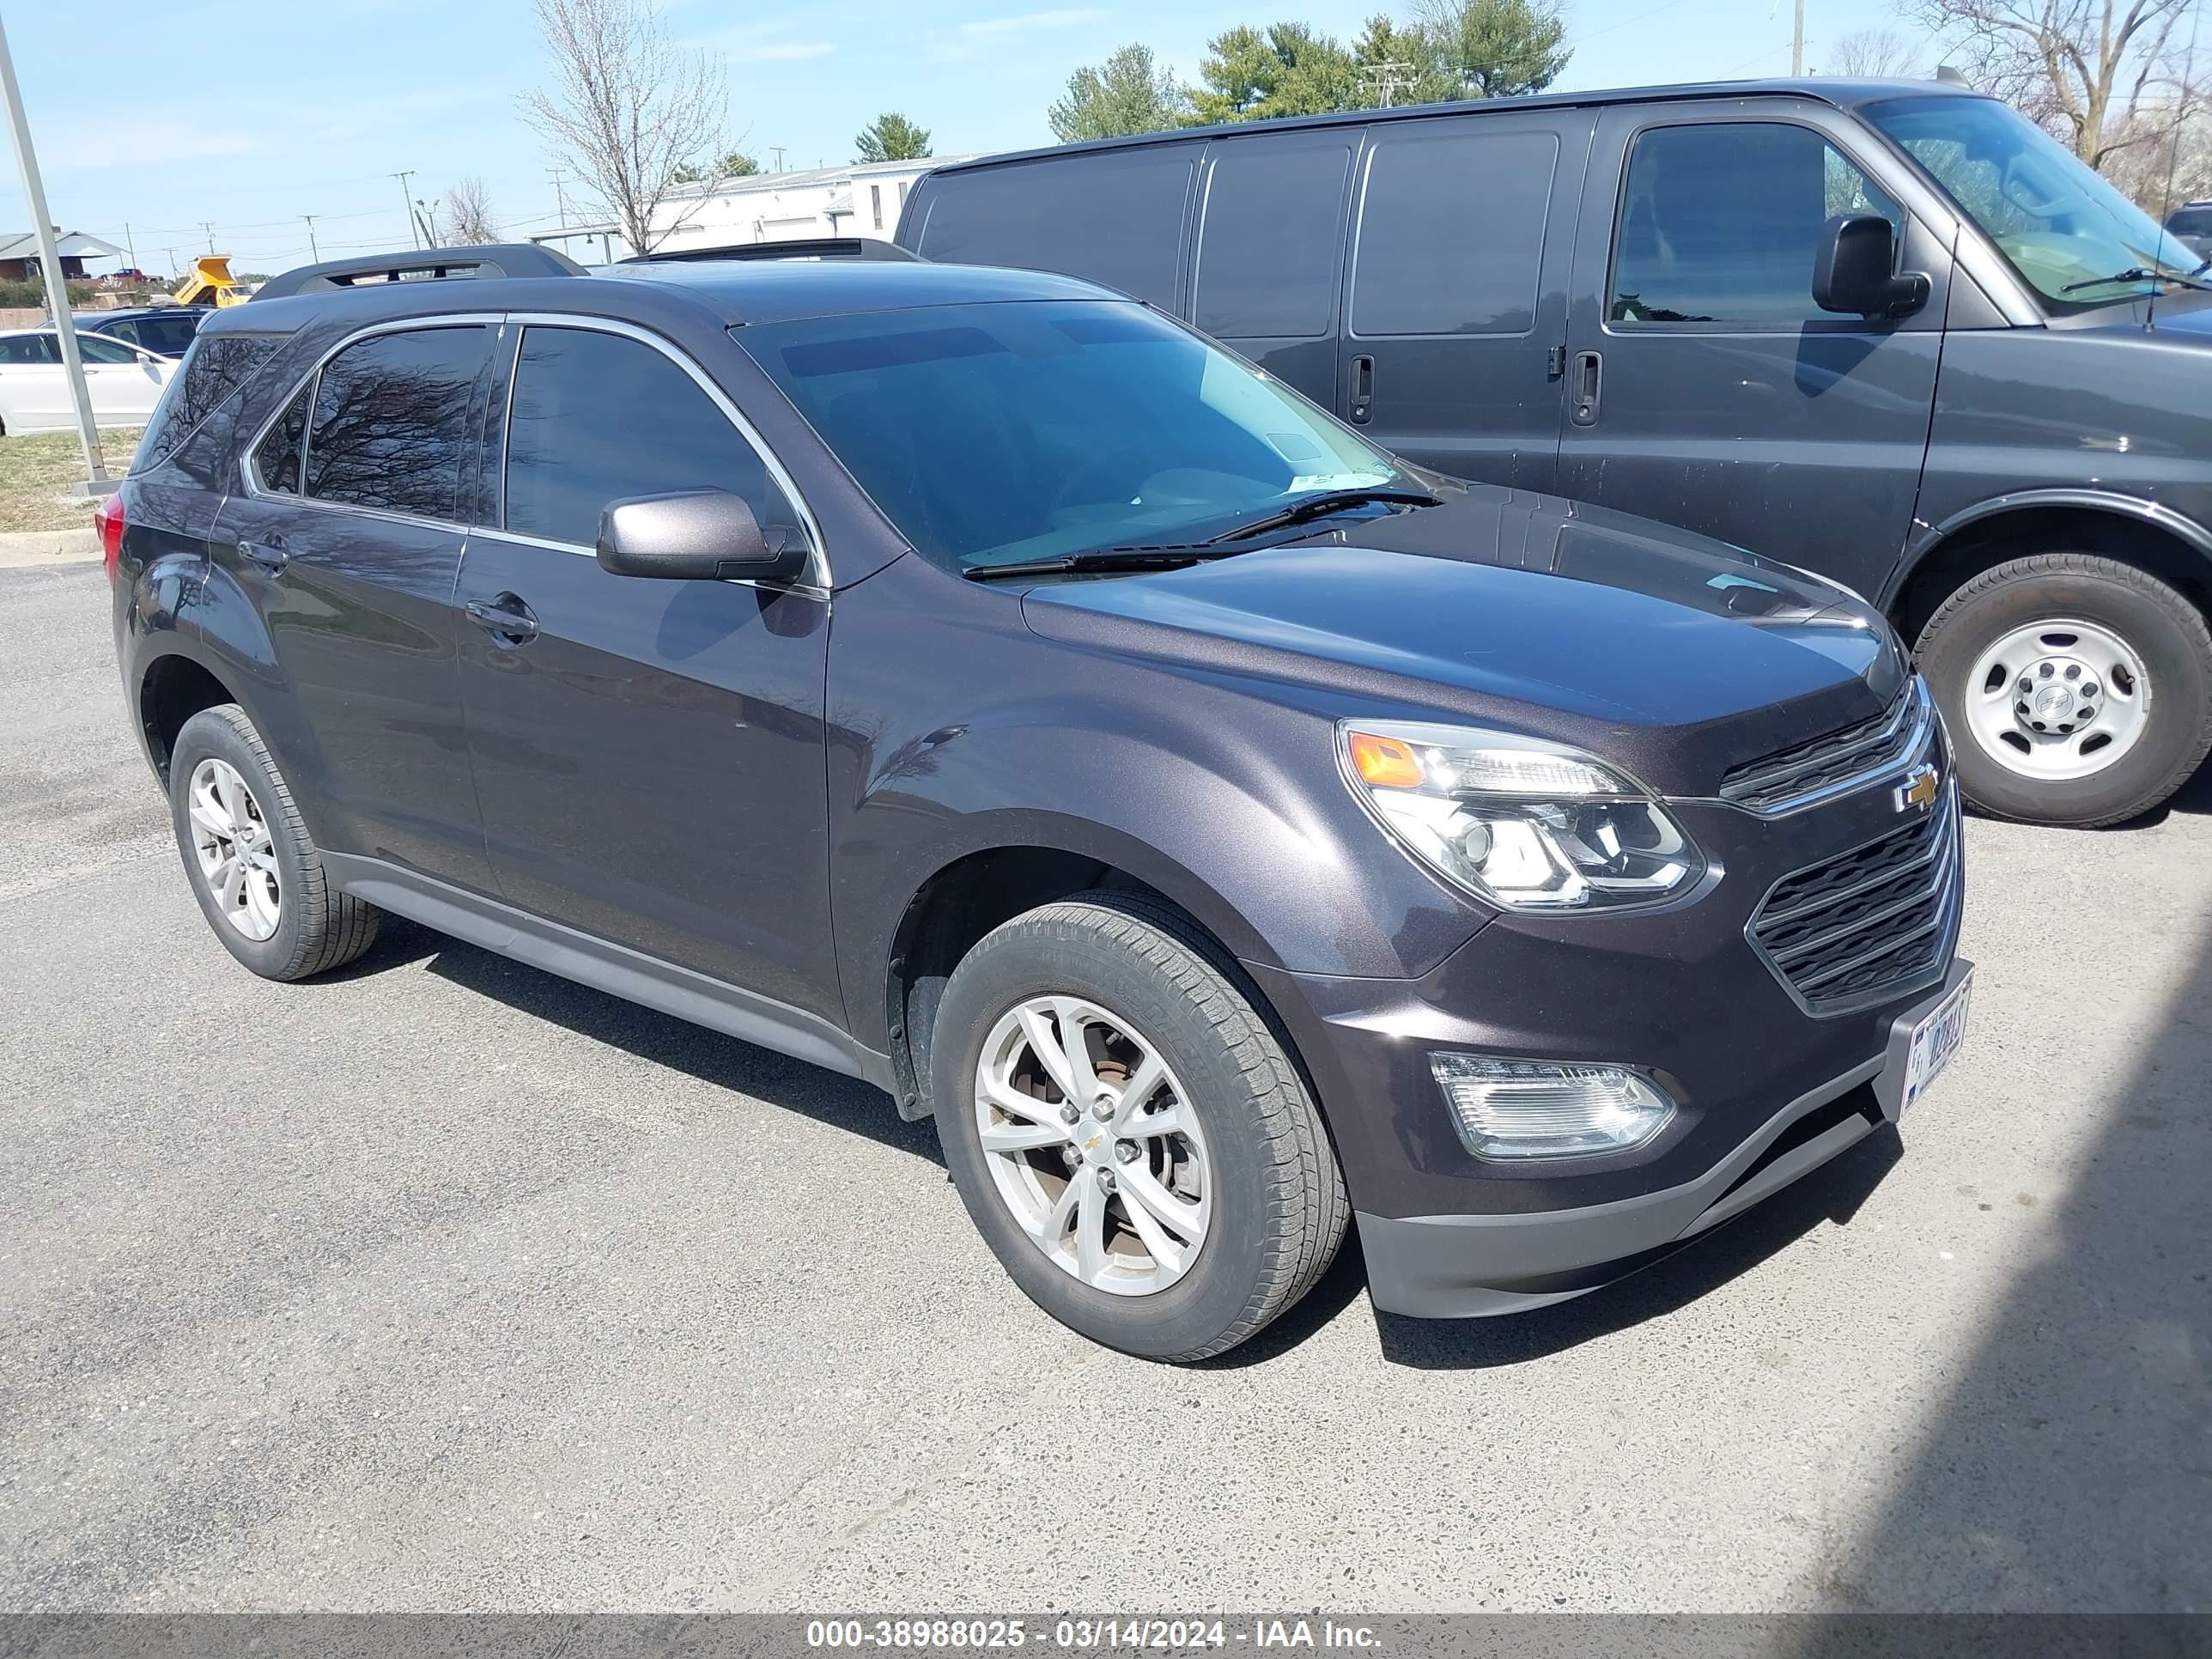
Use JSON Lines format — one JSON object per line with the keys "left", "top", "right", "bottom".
{"left": 3, "top": 558, "right": 2208, "bottom": 1613}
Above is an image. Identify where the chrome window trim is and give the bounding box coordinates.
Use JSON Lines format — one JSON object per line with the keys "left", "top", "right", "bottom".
{"left": 500, "top": 313, "right": 830, "bottom": 588}
{"left": 1679, "top": 678, "right": 1938, "bottom": 818}
{"left": 463, "top": 524, "right": 830, "bottom": 601}
{"left": 238, "top": 312, "right": 504, "bottom": 526}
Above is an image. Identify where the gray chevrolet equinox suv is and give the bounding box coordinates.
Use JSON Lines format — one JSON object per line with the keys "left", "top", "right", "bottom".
{"left": 106, "top": 246, "right": 1972, "bottom": 1361}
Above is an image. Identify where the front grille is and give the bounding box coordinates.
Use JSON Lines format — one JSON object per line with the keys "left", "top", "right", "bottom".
{"left": 1749, "top": 786, "right": 1960, "bottom": 1015}
{"left": 1721, "top": 679, "right": 1929, "bottom": 815}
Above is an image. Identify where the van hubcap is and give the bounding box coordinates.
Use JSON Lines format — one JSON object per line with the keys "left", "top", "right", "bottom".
{"left": 1963, "top": 619, "right": 2150, "bottom": 782}
{"left": 974, "top": 995, "right": 1212, "bottom": 1297}
{"left": 188, "top": 758, "right": 282, "bottom": 940}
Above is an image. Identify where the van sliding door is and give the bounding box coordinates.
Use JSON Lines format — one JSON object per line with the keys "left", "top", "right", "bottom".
{"left": 1336, "top": 108, "right": 1594, "bottom": 492}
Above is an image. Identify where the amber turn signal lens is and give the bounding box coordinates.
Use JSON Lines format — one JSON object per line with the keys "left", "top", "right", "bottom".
{"left": 1347, "top": 731, "right": 1425, "bottom": 789}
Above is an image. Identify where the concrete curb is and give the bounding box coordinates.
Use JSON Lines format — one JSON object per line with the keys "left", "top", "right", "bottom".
{"left": 0, "top": 527, "right": 100, "bottom": 568}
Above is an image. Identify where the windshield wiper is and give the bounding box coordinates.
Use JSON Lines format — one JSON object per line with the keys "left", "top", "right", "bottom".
{"left": 2061, "top": 264, "right": 2212, "bottom": 294}
{"left": 963, "top": 545, "right": 1246, "bottom": 582}
{"left": 1204, "top": 486, "right": 1442, "bottom": 544}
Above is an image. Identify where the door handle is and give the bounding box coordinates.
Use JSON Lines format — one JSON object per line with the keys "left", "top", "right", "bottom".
{"left": 1570, "top": 350, "right": 1602, "bottom": 427}
{"left": 240, "top": 536, "right": 288, "bottom": 573}
{"left": 1348, "top": 354, "right": 1375, "bottom": 425}
{"left": 466, "top": 593, "right": 540, "bottom": 643}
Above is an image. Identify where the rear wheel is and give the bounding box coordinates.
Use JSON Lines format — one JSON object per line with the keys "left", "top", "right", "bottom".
{"left": 1917, "top": 553, "right": 2212, "bottom": 827}
{"left": 168, "top": 704, "right": 379, "bottom": 980}
{"left": 931, "top": 893, "right": 1346, "bottom": 1362}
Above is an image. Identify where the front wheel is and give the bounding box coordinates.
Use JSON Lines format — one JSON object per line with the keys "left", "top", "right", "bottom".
{"left": 931, "top": 894, "right": 1347, "bottom": 1363}
{"left": 1917, "top": 554, "right": 2212, "bottom": 828}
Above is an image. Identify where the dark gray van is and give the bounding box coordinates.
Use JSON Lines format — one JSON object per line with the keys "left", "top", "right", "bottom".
{"left": 897, "top": 78, "right": 2212, "bottom": 829}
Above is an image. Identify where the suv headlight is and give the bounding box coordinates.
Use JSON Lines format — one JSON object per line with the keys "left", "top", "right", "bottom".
{"left": 1337, "top": 720, "right": 1704, "bottom": 912}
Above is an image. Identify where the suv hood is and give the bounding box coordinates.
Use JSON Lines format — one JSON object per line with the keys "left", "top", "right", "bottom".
{"left": 1018, "top": 486, "right": 1910, "bottom": 796}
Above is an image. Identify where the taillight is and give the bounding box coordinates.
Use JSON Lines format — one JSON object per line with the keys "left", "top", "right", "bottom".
{"left": 94, "top": 489, "right": 125, "bottom": 585}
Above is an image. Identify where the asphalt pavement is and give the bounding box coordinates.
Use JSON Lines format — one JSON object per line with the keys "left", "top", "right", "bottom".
{"left": 3, "top": 558, "right": 2207, "bottom": 1613}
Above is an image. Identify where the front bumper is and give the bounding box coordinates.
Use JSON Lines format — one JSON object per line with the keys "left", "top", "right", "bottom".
{"left": 1351, "top": 958, "right": 1969, "bottom": 1316}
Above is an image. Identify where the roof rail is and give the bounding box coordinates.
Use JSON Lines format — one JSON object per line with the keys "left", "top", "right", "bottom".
{"left": 619, "top": 236, "right": 922, "bottom": 265}
{"left": 251, "top": 243, "right": 587, "bottom": 301}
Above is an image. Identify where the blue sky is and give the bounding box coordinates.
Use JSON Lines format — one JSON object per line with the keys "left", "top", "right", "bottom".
{"left": 2, "top": 0, "right": 1925, "bottom": 276}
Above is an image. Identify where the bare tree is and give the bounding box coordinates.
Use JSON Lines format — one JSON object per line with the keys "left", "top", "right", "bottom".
{"left": 1902, "top": 0, "right": 2195, "bottom": 171}
{"left": 520, "top": 0, "right": 728, "bottom": 254}
{"left": 445, "top": 177, "right": 500, "bottom": 245}
{"left": 1826, "top": 27, "right": 1929, "bottom": 76}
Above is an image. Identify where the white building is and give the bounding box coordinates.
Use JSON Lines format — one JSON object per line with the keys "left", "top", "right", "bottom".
{"left": 530, "top": 155, "right": 981, "bottom": 264}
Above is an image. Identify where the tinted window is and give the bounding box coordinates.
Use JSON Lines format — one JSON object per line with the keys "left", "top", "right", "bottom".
{"left": 1611, "top": 124, "right": 1904, "bottom": 324}
{"left": 738, "top": 299, "right": 1409, "bottom": 574}
{"left": 252, "top": 383, "right": 311, "bottom": 494}
{"left": 917, "top": 148, "right": 1194, "bottom": 307}
{"left": 1352, "top": 125, "right": 1558, "bottom": 337}
{"left": 76, "top": 334, "right": 140, "bottom": 364}
{"left": 0, "top": 334, "right": 58, "bottom": 364}
{"left": 139, "top": 313, "right": 200, "bottom": 355}
{"left": 93, "top": 321, "right": 143, "bottom": 348}
{"left": 2170, "top": 208, "right": 2212, "bottom": 237}
{"left": 503, "top": 325, "right": 801, "bottom": 549}
{"left": 1194, "top": 136, "right": 1352, "bottom": 340}
{"left": 305, "top": 325, "right": 489, "bottom": 520}
{"left": 136, "top": 332, "right": 282, "bottom": 472}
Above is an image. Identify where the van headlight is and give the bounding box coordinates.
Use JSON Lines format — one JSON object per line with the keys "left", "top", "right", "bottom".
{"left": 1338, "top": 720, "right": 1704, "bottom": 912}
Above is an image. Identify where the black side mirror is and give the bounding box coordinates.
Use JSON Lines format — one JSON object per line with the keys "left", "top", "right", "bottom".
{"left": 1812, "top": 214, "right": 1930, "bottom": 319}
{"left": 594, "top": 489, "right": 811, "bottom": 585}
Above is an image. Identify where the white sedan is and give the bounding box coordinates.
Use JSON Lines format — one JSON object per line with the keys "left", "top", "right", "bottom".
{"left": 0, "top": 327, "right": 175, "bottom": 436}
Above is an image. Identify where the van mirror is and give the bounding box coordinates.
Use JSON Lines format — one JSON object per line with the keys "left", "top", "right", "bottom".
{"left": 594, "top": 489, "right": 811, "bottom": 585}
{"left": 1812, "top": 214, "right": 1930, "bottom": 319}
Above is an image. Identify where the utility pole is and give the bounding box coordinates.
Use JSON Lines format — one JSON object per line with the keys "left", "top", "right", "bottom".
{"left": 549, "top": 167, "right": 569, "bottom": 227}
{"left": 1360, "top": 59, "right": 1415, "bottom": 108}
{"left": 770, "top": 145, "right": 787, "bottom": 172}
{"left": 1791, "top": 0, "right": 1805, "bottom": 76}
{"left": 200, "top": 220, "right": 216, "bottom": 253}
{"left": 415, "top": 198, "right": 440, "bottom": 246}
{"left": 392, "top": 169, "right": 418, "bottom": 247}
{"left": 302, "top": 214, "right": 319, "bottom": 260}
{"left": 0, "top": 12, "right": 107, "bottom": 490}
{"left": 162, "top": 246, "right": 177, "bottom": 285}
{"left": 122, "top": 220, "right": 137, "bottom": 270}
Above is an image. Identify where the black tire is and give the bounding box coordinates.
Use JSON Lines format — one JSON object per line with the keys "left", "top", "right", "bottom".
{"left": 931, "top": 892, "right": 1347, "bottom": 1363}
{"left": 168, "top": 704, "right": 379, "bottom": 980}
{"left": 1917, "top": 553, "right": 2212, "bottom": 828}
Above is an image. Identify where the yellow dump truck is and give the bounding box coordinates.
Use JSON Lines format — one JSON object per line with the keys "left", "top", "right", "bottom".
{"left": 171, "top": 255, "right": 253, "bottom": 307}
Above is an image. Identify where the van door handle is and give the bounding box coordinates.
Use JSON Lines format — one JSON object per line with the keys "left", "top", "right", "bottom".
{"left": 1571, "top": 350, "right": 1602, "bottom": 426}
{"left": 1348, "top": 354, "right": 1375, "bottom": 425}
{"left": 240, "top": 536, "right": 287, "bottom": 573}
{"left": 466, "top": 593, "right": 540, "bottom": 643}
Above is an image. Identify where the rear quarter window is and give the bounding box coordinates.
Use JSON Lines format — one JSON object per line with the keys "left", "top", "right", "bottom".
{"left": 131, "top": 332, "right": 283, "bottom": 474}
{"left": 915, "top": 147, "right": 1195, "bottom": 307}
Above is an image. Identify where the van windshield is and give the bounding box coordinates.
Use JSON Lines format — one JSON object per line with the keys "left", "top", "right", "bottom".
{"left": 734, "top": 300, "right": 1411, "bottom": 574}
{"left": 1863, "top": 94, "right": 2206, "bottom": 309}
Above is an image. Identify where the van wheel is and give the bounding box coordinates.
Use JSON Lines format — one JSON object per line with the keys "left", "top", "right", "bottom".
{"left": 168, "top": 704, "right": 379, "bottom": 980}
{"left": 1916, "top": 554, "right": 2212, "bottom": 828}
{"left": 931, "top": 893, "right": 1346, "bottom": 1363}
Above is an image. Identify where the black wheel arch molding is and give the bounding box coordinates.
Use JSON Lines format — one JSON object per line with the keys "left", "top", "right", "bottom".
{"left": 1883, "top": 488, "right": 2212, "bottom": 618}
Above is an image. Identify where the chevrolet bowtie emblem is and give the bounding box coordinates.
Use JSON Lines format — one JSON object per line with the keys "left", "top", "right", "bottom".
{"left": 1894, "top": 763, "right": 1941, "bottom": 812}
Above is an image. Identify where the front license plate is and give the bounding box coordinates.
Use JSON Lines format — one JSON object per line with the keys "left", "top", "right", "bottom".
{"left": 1900, "top": 970, "right": 1972, "bottom": 1115}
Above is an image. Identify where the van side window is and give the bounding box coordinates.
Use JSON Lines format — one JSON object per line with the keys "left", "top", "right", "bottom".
{"left": 501, "top": 325, "right": 804, "bottom": 550}
{"left": 252, "top": 383, "right": 312, "bottom": 495}
{"left": 916, "top": 148, "right": 1194, "bottom": 307}
{"left": 304, "top": 325, "right": 490, "bottom": 520}
{"left": 1352, "top": 125, "right": 1558, "bottom": 337}
{"left": 1195, "top": 137, "right": 1352, "bottom": 340}
{"left": 1610, "top": 124, "right": 1905, "bottom": 325}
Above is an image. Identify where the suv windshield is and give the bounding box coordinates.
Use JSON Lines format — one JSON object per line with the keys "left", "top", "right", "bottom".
{"left": 734, "top": 299, "right": 1411, "bottom": 574}
{"left": 1863, "top": 94, "right": 2206, "bottom": 309}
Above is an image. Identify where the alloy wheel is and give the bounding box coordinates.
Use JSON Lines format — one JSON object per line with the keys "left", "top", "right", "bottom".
{"left": 973, "top": 995, "right": 1212, "bottom": 1297}
{"left": 187, "top": 757, "right": 282, "bottom": 941}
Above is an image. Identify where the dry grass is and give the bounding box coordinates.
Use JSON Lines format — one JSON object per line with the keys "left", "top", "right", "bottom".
{"left": 0, "top": 428, "right": 142, "bottom": 533}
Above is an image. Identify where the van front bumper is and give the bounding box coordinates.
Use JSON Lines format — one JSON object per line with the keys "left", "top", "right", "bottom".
{"left": 1346, "top": 960, "right": 1970, "bottom": 1316}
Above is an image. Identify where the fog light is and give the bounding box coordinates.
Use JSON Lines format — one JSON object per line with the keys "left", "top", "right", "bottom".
{"left": 1430, "top": 1054, "right": 1675, "bottom": 1160}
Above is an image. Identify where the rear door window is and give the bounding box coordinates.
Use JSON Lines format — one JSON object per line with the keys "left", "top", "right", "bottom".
{"left": 303, "top": 325, "right": 491, "bottom": 520}
{"left": 1352, "top": 123, "right": 1559, "bottom": 337}
{"left": 1194, "top": 134, "right": 1353, "bottom": 340}
{"left": 501, "top": 325, "right": 803, "bottom": 549}
{"left": 915, "top": 146, "right": 1195, "bottom": 307}
{"left": 1608, "top": 122, "right": 1904, "bottom": 325}
{"left": 0, "top": 335, "right": 58, "bottom": 364}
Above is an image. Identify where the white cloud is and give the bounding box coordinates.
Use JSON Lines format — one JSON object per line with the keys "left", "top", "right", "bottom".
{"left": 732, "top": 40, "right": 837, "bottom": 61}
{"left": 959, "top": 8, "right": 1105, "bottom": 36}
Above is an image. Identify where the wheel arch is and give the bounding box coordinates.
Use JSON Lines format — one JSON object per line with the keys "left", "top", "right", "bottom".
{"left": 137, "top": 647, "right": 247, "bottom": 787}
{"left": 1886, "top": 492, "right": 2212, "bottom": 647}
